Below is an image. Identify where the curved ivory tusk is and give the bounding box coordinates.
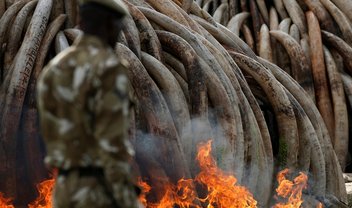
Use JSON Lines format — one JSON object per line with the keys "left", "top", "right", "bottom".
{"left": 330, "top": 0, "right": 352, "bottom": 23}
{"left": 258, "top": 24, "right": 273, "bottom": 63}
{"left": 289, "top": 24, "right": 300, "bottom": 43}
{"left": 181, "top": 0, "right": 193, "bottom": 13}
{"left": 341, "top": 73, "right": 352, "bottom": 111}
{"left": 306, "top": 11, "right": 335, "bottom": 141}
{"left": 259, "top": 56, "right": 344, "bottom": 200}
{"left": 212, "top": 3, "right": 228, "bottom": 25}
{"left": 147, "top": 0, "right": 190, "bottom": 28}
{"left": 64, "top": 0, "right": 77, "bottom": 28}
{"left": 54, "top": 31, "right": 69, "bottom": 53}
{"left": 124, "top": 1, "right": 163, "bottom": 61}
{"left": 116, "top": 42, "right": 193, "bottom": 185}
{"left": 273, "top": 0, "right": 288, "bottom": 19}
{"left": 226, "top": 11, "right": 250, "bottom": 36}
{"left": 287, "top": 91, "right": 326, "bottom": 197}
{"left": 241, "top": 24, "right": 255, "bottom": 52}
{"left": 270, "top": 30, "right": 315, "bottom": 101}
{"left": 302, "top": 0, "right": 337, "bottom": 34}
{"left": 25, "top": 14, "right": 67, "bottom": 126}
{"left": 249, "top": 0, "right": 264, "bottom": 48}
{"left": 32, "top": 14, "right": 67, "bottom": 81}
{"left": 276, "top": 18, "right": 292, "bottom": 74}
{"left": 141, "top": 51, "right": 191, "bottom": 162}
{"left": 278, "top": 17, "right": 291, "bottom": 33}
{"left": 321, "top": 30, "right": 352, "bottom": 76}
{"left": 4, "top": 0, "right": 38, "bottom": 73}
{"left": 320, "top": 0, "right": 352, "bottom": 46}
{"left": 256, "top": 0, "right": 269, "bottom": 24}
{"left": 0, "top": 0, "right": 5, "bottom": 18}
{"left": 190, "top": 1, "right": 217, "bottom": 26}
{"left": 50, "top": 0, "right": 64, "bottom": 20}
{"left": 231, "top": 51, "right": 299, "bottom": 169}
{"left": 228, "top": 0, "right": 238, "bottom": 17}
{"left": 64, "top": 28, "right": 83, "bottom": 42}
{"left": 323, "top": 46, "right": 348, "bottom": 170}
{"left": 283, "top": 0, "right": 307, "bottom": 37}
{"left": 122, "top": 14, "right": 141, "bottom": 59}
{"left": 0, "top": 0, "right": 53, "bottom": 197}
{"left": 269, "top": 6, "right": 279, "bottom": 30}
{"left": 172, "top": 1, "right": 203, "bottom": 34}
{"left": 0, "top": 0, "right": 31, "bottom": 55}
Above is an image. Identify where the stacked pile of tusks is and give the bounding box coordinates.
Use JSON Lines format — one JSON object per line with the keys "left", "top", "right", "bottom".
{"left": 1, "top": 0, "right": 352, "bottom": 206}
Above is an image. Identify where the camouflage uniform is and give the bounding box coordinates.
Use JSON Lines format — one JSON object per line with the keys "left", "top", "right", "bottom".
{"left": 36, "top": 35, "right": 139, "bottom": 208}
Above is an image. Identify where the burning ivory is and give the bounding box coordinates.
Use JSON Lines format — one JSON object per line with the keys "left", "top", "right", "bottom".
{"left": 1, "top": 0, "right": 352, "bottom": 207}
{"left": 0, "top": 140, "right": 323, "bottom": 208}
{"left": 138, "top": 140, "right": 323, "bottom": 208}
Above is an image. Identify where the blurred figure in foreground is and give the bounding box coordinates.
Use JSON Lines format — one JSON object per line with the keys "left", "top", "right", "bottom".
{"left": 36, "top": 0, "right": 141, "bottom": 207}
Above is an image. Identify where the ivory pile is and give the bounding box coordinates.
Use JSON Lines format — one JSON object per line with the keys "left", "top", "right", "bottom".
{"left": 0, "top": 0, "right": 351, "bottom": 206}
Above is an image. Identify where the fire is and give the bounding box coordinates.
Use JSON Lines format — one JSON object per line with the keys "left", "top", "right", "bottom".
{"left": 150, "top": 179, "right": 200, "bottom": 208}
{"left": 273, "top": 169, "right": 308, "bottom": 208}
{"left": 195, "top": 140, "right": 257, "bottom": 208}
{"left": 138, "top": 139, "right": 257, "bottom": 208}
{"left": 138, "top": 178, "right": 152, "bottom": 207}
{"left": 27, "top": 178, "right": 55, "bottom": 208}
{"left": 0, "top": 140, "right": 325, "bottom": 208}
{"left": 138, "top": 178, "right": 200, "bottom": 208}
{"left": 0, "top": 193, "right": 14, "bottom": 208}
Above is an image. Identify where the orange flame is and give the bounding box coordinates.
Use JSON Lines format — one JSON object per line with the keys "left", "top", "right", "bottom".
{"left": 149, "top": 178, "right": 200, "bottom": 208}
{"left": 273, "top": 169, "right": 308, "bottom": 208}
{"left": 0, "top": 193, "right": 14, "bottom": 208}
{"left": 138, "top": 177, "right": 152, "bottom": 207}
{"left": 138, "top": 139, "right": 257, "bottom": 208}
{"left": 317, "top": 202, "right": 323, "bottom": 208}
{"left": 27, "top": 178, "right": 55, "bottom": 208}
{"left": 195, "top": 140, "right": 257, "bottom": 208}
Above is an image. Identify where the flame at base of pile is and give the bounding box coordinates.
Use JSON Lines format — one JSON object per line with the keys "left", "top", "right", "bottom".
{"left": 0, "top": 140, "right": 325, "bottom": 208}
{"left": 139, "top": 140, "right": 258, "bottom": 208}
{"left": 0, "top": 177, "right": 54, "bottom": 208}
{"left": 0, "top": 193, "right": 14, "bottom": 208}
{"left": 27, "top": 178, "right": 55, "bottom": 208}
{"left": 273, "top": 169, "right": 308, "bottom": 208}
{"left": 139, "top": 140, "right": 324, "bottom": 208}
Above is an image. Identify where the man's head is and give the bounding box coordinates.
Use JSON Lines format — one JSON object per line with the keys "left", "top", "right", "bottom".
{"left": 78, "top": 0, "right": 128, "bottom": 47}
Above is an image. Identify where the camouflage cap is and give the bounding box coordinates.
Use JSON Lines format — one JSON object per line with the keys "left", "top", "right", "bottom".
{"left": 79, "top": 0, "right": 128, "bottom": 16}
